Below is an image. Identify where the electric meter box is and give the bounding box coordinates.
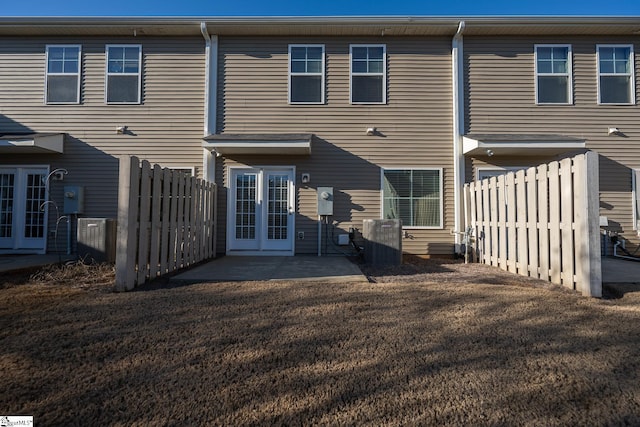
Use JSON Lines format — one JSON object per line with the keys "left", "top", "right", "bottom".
{"left": 63, "top": 185, "right": 85, "bottom": 214}
{"left": 317, "top": 187, "right": 334, "bottom": 215}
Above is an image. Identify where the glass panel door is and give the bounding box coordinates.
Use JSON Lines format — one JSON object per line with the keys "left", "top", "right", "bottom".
{"left": 262, "top": 170, "right": 293, "bottom": 251}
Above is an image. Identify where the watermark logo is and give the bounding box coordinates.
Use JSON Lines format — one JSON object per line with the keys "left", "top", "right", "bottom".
{"left": 0, "top": 416, "right": 33, "bottom": 427}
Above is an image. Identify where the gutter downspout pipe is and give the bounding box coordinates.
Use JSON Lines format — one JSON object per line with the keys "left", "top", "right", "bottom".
{"left": 452, "top": 21, "right": 466, "bottom": 255}
{"left": 200, "top": 22, "right": 217, "bottom": 182}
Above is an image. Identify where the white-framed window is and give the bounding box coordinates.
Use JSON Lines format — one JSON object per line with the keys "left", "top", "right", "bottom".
{"left": 168, "top": 166, "right": 195, "bottom": 177}
{"left": 597, "top": 44, "right": 635, "bottom": 105}
{"left": 45, "top": 45, "right": 81, "bottom": 104}
{"left": 535, "top": 44, "right": 572, "bottom": 104}
{"left": 288, "top": 44, "right": 325, "bottom": 104}
{"left": 633, "top": 169, "right": 640, "bottom": 230}
{"left": 105, "top": 44, "right": 142, "bottom": 104}
{"left": 476, "top": 166, "right": 526, "bottom": 181}
{"left": 381, "top": 168, "right": 443, "bottom": 228}
{"left": 350, "top": 44, "right": 386, "bottom": 104}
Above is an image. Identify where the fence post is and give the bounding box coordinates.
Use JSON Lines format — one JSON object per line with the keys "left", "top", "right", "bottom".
{"left": 575, "top": 152, "right": 602, "bottom": 297}
{"left": 115, "top": 156, "right": 140, "bottom": 291}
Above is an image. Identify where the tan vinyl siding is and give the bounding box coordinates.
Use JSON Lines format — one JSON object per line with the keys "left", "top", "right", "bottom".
{"left": 0, "top": 36, "right": 205, "bottom": 252}
{"left": 465, "top": 36, "right": 640, "bottom": 245}
{"left": 216, "top": 36, "right": 454, "bottom": 255}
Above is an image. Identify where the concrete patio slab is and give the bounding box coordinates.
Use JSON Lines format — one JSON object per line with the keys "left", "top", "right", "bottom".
{"left": 170, "top": 255, "right": 367, "bottom": 284}
{"left": 0, "top": 254, "right": 74, "bottom": 274}
{"left": 601, "top": 256, "right": 640, "bottom": 283}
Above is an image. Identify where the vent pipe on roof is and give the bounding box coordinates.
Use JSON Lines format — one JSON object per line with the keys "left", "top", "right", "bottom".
{"left": 452, "top": 21, "right": 466, "bottom": 255}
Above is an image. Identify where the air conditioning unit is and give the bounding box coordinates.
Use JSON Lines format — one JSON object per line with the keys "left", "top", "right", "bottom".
{"left": 363, "top": 219, "right": 402, "bottom": 266}
{"left": 77, "top": 218, "right": 117, "bottom": 263}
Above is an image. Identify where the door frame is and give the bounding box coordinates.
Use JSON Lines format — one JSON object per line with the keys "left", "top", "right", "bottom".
{"left": 226, "top": 165, "right": 296, "bottom": 256}
{"left": 0, "top": 164, "right": 50, "bottom": 254}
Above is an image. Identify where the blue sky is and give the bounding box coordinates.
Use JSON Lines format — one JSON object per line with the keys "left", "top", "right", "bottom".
{"left": 3, "top": 0, "right": 640, "bottom": 17}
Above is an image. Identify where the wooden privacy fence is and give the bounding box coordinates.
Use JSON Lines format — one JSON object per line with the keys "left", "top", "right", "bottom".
{"left": 115, "top": 156, "right": 217, "bottom": 291}
{"left": 464, "top": 151, "right": 601, "bottom": 297}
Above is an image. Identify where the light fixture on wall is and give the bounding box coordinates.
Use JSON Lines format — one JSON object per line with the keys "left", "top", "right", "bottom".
{"left": 608, "top": 127, "right": 621, "bottom": 136}
{"left": 116, "top": 125, "right": 127, "bottom": 134}
{"left": 366, "top": 127, "right": 376, "bottom": 136}
{"left": 301, "top": 173, "right": 310, "bottom": 184}
{"left": 486, "top": 149, "right": 494, "bottom": 157}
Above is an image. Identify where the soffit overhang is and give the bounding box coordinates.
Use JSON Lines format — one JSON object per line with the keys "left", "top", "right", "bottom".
{"left": 463, "top": 134, "right": 586, "bottom": 157}
{"left": 0, "top": 16, "right": 639, "bottom": 37}
{"left": 0, "top": 133, "right": 65, "bottom": 154}
{"left": 203, "top": 133, "right": 313, "bottom": 155}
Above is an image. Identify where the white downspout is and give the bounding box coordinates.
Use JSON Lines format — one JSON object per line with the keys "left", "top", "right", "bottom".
{"left": 200, "top": 22, "right": 217, "bottom": 182}
{"left": 452, "top": 21, "right": 466, "bottom": 255}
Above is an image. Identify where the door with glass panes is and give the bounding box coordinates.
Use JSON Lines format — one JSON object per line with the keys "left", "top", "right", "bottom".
{"left": 228, "top": 167, "right": 295, "bottom": 254}
{"left": 0, "top": 167, "right": 48, "bottom": 253}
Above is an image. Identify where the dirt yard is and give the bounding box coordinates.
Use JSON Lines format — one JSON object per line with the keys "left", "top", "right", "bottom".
{"left": 2, "top": 259, "right": 640, "bottom": 426}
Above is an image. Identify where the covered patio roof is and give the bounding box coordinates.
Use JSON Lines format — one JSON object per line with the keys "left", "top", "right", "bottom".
{"left": 0, "top": 133, "right": 65, "bottom": 154}
{"left": 203, "top": 133, "right": 313, "bottom": 155}
{"left": 463, "top": 134, "right": 586, "bottom": 157}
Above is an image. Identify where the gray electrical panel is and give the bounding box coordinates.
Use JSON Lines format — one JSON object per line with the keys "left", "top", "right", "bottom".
{"left": 63, "top": 185, "right": 85, "bottom": 214}
{"left": 363, "top": 219, "right": 402, "bottom": 266}
{"left": 77, "top": 218, "right": 116, "bottom": 263}
{"left": 317, "top": 187, "right": 334, "bottom": 215}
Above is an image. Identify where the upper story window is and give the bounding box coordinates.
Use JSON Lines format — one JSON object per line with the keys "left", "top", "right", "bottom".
{"left": 106, "top": 45, "right": 142, "bottom": 104}
{"left": 382, "top": 168, "right": 443, "bottom": 228}
{"left": 535, "top": 45, "right": 572, "bottom": 104}
{"left": 350, "top": 44, "right": 386, "bottom": 104}
{"left": 597, "top": 45, "right": 635, "bottom": 105}
{"left": 45, "top": 45, "right": 81, "bottom": 104}
{"left": 289, "top": 45, "right": 325, "bottom": 104}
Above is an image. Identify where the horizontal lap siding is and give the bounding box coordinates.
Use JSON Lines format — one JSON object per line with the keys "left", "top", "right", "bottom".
{"left": 466, "top": 36, "right": 640, "bottom": 244}
{"left": 217, "top": 36, "right": 454, "bottom": 255}
{"left": 0, "top": 37, "right": 205, "bottom": 251}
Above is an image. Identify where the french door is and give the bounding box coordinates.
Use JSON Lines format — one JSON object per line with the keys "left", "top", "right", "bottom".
{"left": 0, "top": 167, "right": 48, "bottom": 253}
{"left": 228, "top": 167, "right": 295, "bottom": 254}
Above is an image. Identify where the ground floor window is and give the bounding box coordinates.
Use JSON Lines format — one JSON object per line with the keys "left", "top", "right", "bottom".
{"left": 382, "top": 168, "right": 442, "bottom": 228}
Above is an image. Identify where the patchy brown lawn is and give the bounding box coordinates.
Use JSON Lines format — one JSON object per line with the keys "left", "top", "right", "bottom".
{"left": 2, "top": 260, "right": 640, "bottom": 426}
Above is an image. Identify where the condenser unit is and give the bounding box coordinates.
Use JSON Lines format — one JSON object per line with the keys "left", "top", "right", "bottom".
{"left": 363, "top": 219, "right": 402, "bottom": 266}
{"left": 77, "top": 218, "right": 117, "bottom": 263}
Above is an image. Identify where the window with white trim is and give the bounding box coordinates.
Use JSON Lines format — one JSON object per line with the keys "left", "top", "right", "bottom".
{"left": 106, "top": 45, "right": 142, "bottom": 104}
{"left": 535, "top": 44, "right": 572, "bottom": 104}
{"left": 45, "top": 45, "right": 81, "bottom": 104}
{"left": 350, "top": 44, "right": 386, "bottom": 104}
{"left": 382, "top": 169, "right": 442, "bottom": 228}
{"left": 289, "top": 45, "right": 324, "bottom": 104}
{"left": 597, "top": 45, "right": 635, "bottom": 105}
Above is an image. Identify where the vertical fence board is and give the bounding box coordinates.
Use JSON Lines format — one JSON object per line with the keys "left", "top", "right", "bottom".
{"left": 526, "top": 167, "right": 539, "bottom": 278}
{"left": 168, "top": 172, "right": 179, "bottom": 272}
{"left": 548, "top": 161, "right": 562, "bottom": 285}
{"left": 537, "top": 163, "right": 550, "bottom": 282}
{"left": 497, "top": 175, "right": 507, "bottom": 271}
{"left": 136, "top": 161, "right": 152, "bottom": 285}
{"left": 160, "top": 168, "right": 171, "bottom": 275}
{"left": 149, "top": 164, "right": 163, "bottom": 279}
{"left": 560, "top": 158, "right": 575, "bottom": 289}
{"left": 506, "top": 172, "right": 517, "bottom": 273}
{"left": 515, "top": 170, "right": 528, "bottom": 276}
{"left": 481, "top": 179, "right": 490, "bottom": 265}
{"left": 489, "top": 177, "right": 499, "bottom": 266}
{"left": 584, "top": 152, "right": 602, "bottom": 297}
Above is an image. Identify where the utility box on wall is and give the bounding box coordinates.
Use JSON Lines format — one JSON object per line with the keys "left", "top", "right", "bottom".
{"left": 363, "top": 219, "right": 402, "bottom": 266}
{"left": 317, "top": 187, "right": 334, "bottom": 216}
{"left": 63, "top": 185, "right": 85, "bottom": 214}
{"left": 77, "top": 218, "right": 116, "bottom": 263}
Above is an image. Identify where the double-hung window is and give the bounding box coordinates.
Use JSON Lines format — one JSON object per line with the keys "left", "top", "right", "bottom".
{"left": 106, "top": 45, "right": 142, "bottom": 104}
{"left": 382, "top": 169, "right": 443, "bottom": 228}
{"left": 350, "top": 44, "right": 386, "bottom": 104}
{"left": 289, "top": 45, "right": 324, "bottom": 104}
{"left": 597, "top": 45, "right": 635, "bottom": 105}
{"left": 45, "top": 45, "right": 81, "bottom": 104}
{"left": 535, "top": 44, "right": 572, "bottom": 104}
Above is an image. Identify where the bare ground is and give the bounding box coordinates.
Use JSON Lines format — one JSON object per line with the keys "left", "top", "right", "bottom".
{"left": 2, "top": 259, "right": 640, "bottom": 426}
